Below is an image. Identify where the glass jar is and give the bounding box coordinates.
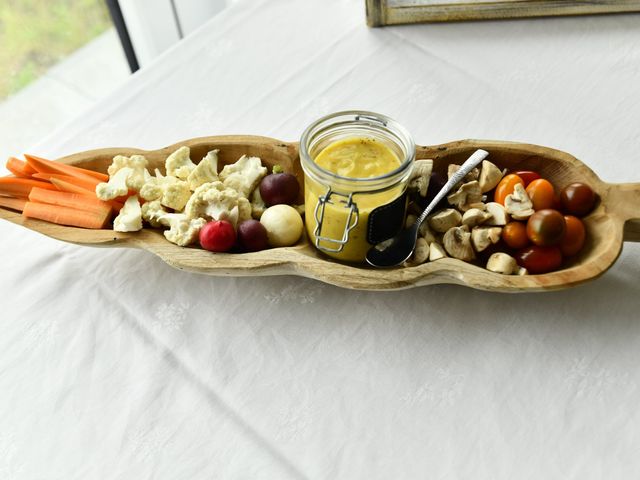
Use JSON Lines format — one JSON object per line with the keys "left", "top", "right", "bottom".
{"left": 300, "top": 111, "right": 415, "bottom": 262}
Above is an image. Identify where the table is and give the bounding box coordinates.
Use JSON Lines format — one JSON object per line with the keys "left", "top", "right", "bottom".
{"left": 2, "top": 0, "right": 639, "bottom": 477}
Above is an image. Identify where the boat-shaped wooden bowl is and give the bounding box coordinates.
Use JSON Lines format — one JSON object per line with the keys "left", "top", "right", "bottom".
{"left": 1, "top": 136, "right": 638, "bottom": 292}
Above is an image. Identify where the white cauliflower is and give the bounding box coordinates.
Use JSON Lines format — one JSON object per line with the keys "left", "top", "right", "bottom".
{"left": 238, "top": 196, "right": 252, "bottom": 224}
{"left": 141, "top": 200, "right": 170, "bottom": 228}
{"left": 188, "top": 149, "right": 219, "bottom": 191}
{"left": 113, "top": 195, "right": 143, "bottom": 232}
{"left": 219, "top": 155, "right": 267, "bottom": 198}
{"left": 160, "top": 213, "right": 206, "bottom": 247}
{"left": 96, "top": 167, "right": 133, "bottom": 200}
{"left": 184, "top": 181, "right": 246, "bottom": 226}
{"left": 139, "top": 169, "right": 191, "bottom": 211}
{"left": 250, "top": 188, "right": 266, "bottom": 219}
{"left": 107, "top": 154, "right": 151, "bottom": 191}
{"left": 165, "top": 146, "right": 197, "bottom": 180}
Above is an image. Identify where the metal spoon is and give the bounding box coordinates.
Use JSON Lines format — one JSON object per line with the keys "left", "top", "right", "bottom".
{"left": 365, "top": 149, "right": 489, "bottom": 268}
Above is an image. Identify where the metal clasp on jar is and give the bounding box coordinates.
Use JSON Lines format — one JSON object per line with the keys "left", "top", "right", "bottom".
{"left": 313, "top": 187, "right": 359, "bottom": 253}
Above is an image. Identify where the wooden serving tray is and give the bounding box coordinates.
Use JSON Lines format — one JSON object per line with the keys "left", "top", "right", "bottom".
{"left": 1, "top": 136, "right": 638, "bottom": 292}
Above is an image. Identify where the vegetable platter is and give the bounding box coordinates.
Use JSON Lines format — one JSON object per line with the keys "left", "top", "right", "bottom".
{"left": 1, "top": 135, "right": 638, "bottom": 292}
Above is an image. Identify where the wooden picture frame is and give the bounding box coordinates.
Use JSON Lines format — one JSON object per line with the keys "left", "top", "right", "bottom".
{"left": 366, "top": 0, "right": 640, "bottom": 26}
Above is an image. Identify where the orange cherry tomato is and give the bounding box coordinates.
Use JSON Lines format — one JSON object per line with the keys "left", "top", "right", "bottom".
{"left": 494, "top": 174, "right": 524, "bottom": 205}
{"left": 516, "top": 246, "right": 563, "bottom": 274}
{"left": 502, "top": 221, "right": 529, "bottom": 249}
{"left": 560, "top": 215, "right": 586, "bottom": 256}
{"left": 526, "top": 179, "right": 556, "bottom": 211}
{"left": 513, "top": 170, "right": 541, "bottom": 187}
{"left": 526, "top": 209, "right": 566, "bottom": 246}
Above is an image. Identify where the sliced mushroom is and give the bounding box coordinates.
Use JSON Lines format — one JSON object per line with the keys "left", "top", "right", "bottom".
{"left": 447, "top": 181, "right": 483, "bottom": 211}
{"left": 462, "top": 207, "right": 492, "bottom": 227}
{"left": 404, "top": 237, "right": 430, "bottom": 266}
{"left": 471, "top": 226, "right": 502, "bottom": 252}
{"left": 443, "top": 225, "right": 475, "bottom": 261}
{"left": 478, "top": 160, "right": 504, "bottom": 193}
{"left": 448, "top": 164, "right": 480, "bottom": 183}
{"left": 408, "top": 159, "right": 433, "bottom": 197}
{"left": 405, "top": 213, "right": 417, "bottom": 229}
{"left": 505, "top": 183, "right": 535, "bottom": 220}
{"left": 429, "top": 242, "right": 447, "bottom": 261}
{"left": 484, "top": 202, "right": 509, "bottom": 226}
{"left": 517, "top": 266, "right": 529, "bottom": 276}
{"left": 419, "top": 221, "right": 437, "bottom": 244}
{"left": 486, "top": 252, "right": 518, "bottom": 274}
{"left": 428, "top": 208, "right": 462, "bottom": 233}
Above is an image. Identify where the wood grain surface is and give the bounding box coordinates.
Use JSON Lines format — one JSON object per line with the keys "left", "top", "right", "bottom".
{"left": 1, "top": 136, "right": 638, "bottom": 292}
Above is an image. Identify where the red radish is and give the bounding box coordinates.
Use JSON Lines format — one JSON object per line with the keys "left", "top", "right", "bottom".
{"left": 199, "top": 220, "right": 236, "bottom": 252}
{"left": 237, "top": 219, "right": 269, "bottom": 252}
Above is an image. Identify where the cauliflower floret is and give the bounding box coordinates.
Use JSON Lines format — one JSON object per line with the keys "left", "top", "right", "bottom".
{"left": 96, "top": 167, "right": 133, "bottom": 200}
{"left": 219, "top": 155, "right": 267, "bottom": 198}
{"left": 184, "top": 181, "right": 244, "bottom": 225}
{"left": 250, "top": 188, "right": 266, "bottom": 219}
{"left": 238, "top": 196, "right": 252, "bottom": 224}
{"left": 113, "top": 195, "right": 143, "bottom": 232}
{"left": 140, "top": 170, "right": 191, "bottom": 211}
{"left": 107, "top": 154, "right": 151, "bottom": 191}
{"left": 141, "top": 200, "right": 169, "bottom": 228}
{"left": 188, "top": 149, "right": 219, "bottom": 191}
{"left": 160, "top": 213, "right": 206, "bottom": 247}
{"left": 165, "top": 146, "right": 197, "bottom": 180}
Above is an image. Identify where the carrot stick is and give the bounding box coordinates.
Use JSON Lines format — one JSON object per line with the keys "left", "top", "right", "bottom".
{"left": 23, "top": 201, "right": 110, "bottom": 229}
{"left": 29, "top": 187, "right": 112, "bottom": 218}
{"left": 0, "top": 177, "right": 57, "bottom": 197}
{"left": 0, "top": 196, "right": 27, "bottom": 212}
{"left": 6, "top": 157, "right": 36, "bottom": 177}
{"left": 49, "top": 177, "right": 123, "bottom": 212}
{"left": 32, "top": 173, "right": 100, "bottom": 190}
{"left": 24, "top": 154, "right": 109, "bottom": 182}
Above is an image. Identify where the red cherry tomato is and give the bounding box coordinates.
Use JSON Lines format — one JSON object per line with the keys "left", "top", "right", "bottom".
{"left": 526, "top": 209, "right": 566, "bottom": 246}
{"left": 516, "top": 246, "right": 563, "bottom": 274}
{"left": 513, "top": 170, "right": 541, "bottom": 187}
{"left": 494, "top": 174, "right": 524, "bottom": 205}
{"left": 526, "top": 179, "right": 556, "bottom": 211}
{"left": 502, "top": 221, "right": 529, "bottom": 249}
{"left": 560, "top": 182, "right": 596, "bottom": 217}
{"left": 560, "top": 216, "right": 586, "bottom": 256}
{"left": 199, "top": 220, "right": 236, "bottom": 252}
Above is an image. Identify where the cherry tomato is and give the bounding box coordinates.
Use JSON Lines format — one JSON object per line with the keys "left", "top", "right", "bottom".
{"left": 516, "top": 246, "right": 563, "bottom": 274}
{"left": 494, "top": 174, "right": 524, "bottom": 205}
{"left": 513, "top": 170, "right": 541, "bottom": 187}
{"left": 526, "top": 209, "right": 566, "bottom": 246}
{"left": 502, "top": 221, "right": 529, "bottom": 249}
{"left": 560, "top": 182, "right": 596, "bottom": 216}
{"left": 560, "top": 215, "right": 586, "bottom": 256}
{"left": 526, "top": 179, "right": 556, "bottom": 211}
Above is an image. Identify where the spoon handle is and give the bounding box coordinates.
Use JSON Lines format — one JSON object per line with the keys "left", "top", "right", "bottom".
{"left": 415, "top": 149, "right": 489, "bottom": 228}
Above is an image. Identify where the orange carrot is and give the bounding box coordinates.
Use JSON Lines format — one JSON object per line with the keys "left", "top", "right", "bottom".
{"left": 23, "top": 201, "right": 110, "bottom": 229}
{"left": 32, "top": 173, "right": 100, "bottom": 190}
{"left": 24, "top": 154, "right": 109, "bottom": 182}
{"left": 0, "top": 177, "right": 57, "bottom": 197}
{"left": 49, "top": 176, "right": 123, "bottom": 212}
{"left": 6, "top": 157, "right": 36, "bottom": 177}
{"left": 0, "top": 196, "right": 27, "bottom": 212}
{"left": 29, "top": 187, "right": 112, "bottom": 218}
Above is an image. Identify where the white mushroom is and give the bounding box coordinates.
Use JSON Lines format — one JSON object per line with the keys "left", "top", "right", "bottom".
{"left": 478, "top": 160, "right": 504, "bottom": 193}
{"left": 404, "top": 237, "right": 430, "bottom": 266}
{"left": 462, "top": 207, "right": 492, "bottom": 227}
{"left": 517, "top": 267, "right": 529, "bottom": 276}
{"left": 419, "top": 221, "right": 437, "bottom": 244}
{"left": 448, "top": 164, "right": 479, "bottom": 183}
{"left": 486, "top": 252, "right": 518, "bottom": 274}
{"left": 447, "top": 181, "right": 483, "bottom": 211}
{"left": 505, "top": 183, "right": 535, "bottom": 220}
{"left": 429, "top": 242, "right": 447, "bottom": 261}
{"left": 428, "top": 208, "right": 462, "bottom": 233}
{"left": 405, "top": 214, "right": 418, "bottom": 229}
{"left": 484, "top": 202, "right": 509, "bottom": 226}
{"left": 443, "top": 225, "right": 475, "bottom": 261}
{"left": 471, "top": 226, "right": 502, "bottom": 252}
{"left": 408, "top": 159, "right": 433, "bottom": 197}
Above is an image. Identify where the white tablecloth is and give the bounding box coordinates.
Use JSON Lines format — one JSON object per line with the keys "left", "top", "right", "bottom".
{"left": 2, "top": 1, "right": 639, "bottom": 478}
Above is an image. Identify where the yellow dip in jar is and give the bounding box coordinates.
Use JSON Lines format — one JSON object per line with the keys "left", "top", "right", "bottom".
{"left": 300, "top": 112, "right": 415, "bottom": 263}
